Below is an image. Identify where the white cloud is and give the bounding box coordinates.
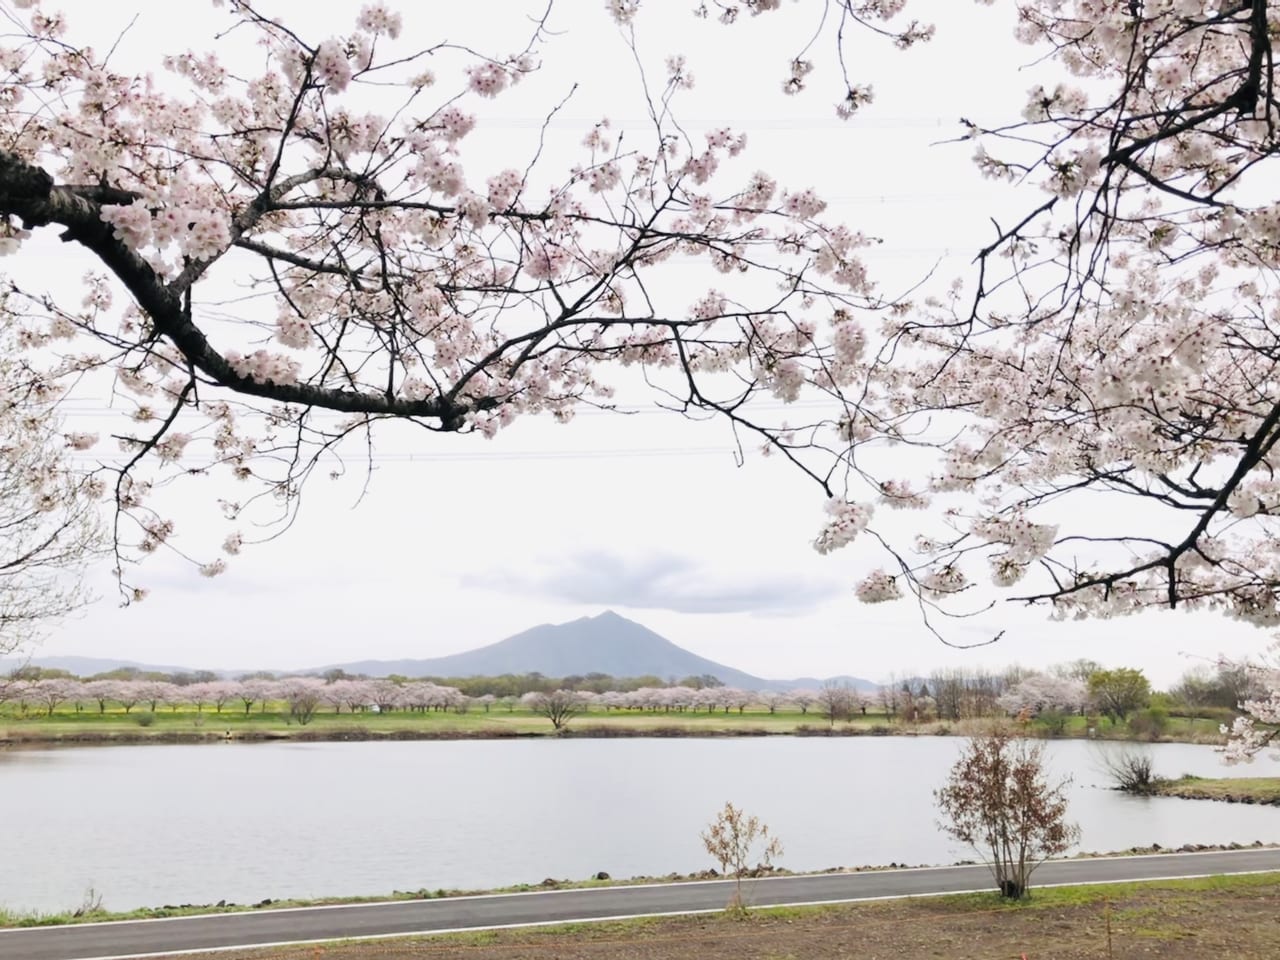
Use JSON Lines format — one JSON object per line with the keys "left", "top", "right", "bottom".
{"left": 470, "top": 550, "right": 843, "bottom": 616}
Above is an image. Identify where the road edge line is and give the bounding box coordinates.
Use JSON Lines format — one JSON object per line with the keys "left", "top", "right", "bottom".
{"left": 48, "top": 866, "right": 1280, "bottom": 960}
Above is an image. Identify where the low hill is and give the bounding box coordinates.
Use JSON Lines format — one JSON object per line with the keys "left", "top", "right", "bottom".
{"left": 0, "top": 655, "right": 222, "bottom": 678}
{"left": 787, "top": 674, "right": 881, "bottom": 694}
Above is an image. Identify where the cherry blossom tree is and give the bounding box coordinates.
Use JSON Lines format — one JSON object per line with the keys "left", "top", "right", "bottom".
{"left": 135, "top": 679, "right": 175, "bottom": 713}
{"left": 759, "top": 690, "right": 783, "bottom": 714}
{"left": 598, "top": 689, "right": 628, "bottom": 712}
{"left": 83, "top": 678, "right": 116, "bottom": 714}
{"left": 319, "top": 680, "right": 349, "bottom": 715}
{"left": 0, "top": 318, "right": 101, "bottom": 656}
{"left": 719, "top": 687, "right": 753, "bottom": 714}
{"left": 997, "top": 675, "right": 1087, "bottom": 719}
{"left": 1220, "top": 641, "right": 1280, "bottom": 762}
{"left": 788, "top": 689, "right": 817, "bottom": 715}
{"left": 111, "top": 680, "right": 142, "bottom": 714}
{"left": 279, "top": 676, "right": 325, "bottom": 724}
{"left": 522, "top": 689, "right": 585, "bottom": 730}
{"left": 189, "top": 679, "right": 238, "bottom": 714}
{"left": 0, "top": 0, "right": 1277, "bottom": 642}
{"left": 702, "top": 0, "right": 1280, "bottom": 628}
{"left": 674, "top": 686, "right": 701, "bottom": 711}
{"left": 368, "top": 679, "right": 403, "bottom": 714}
{"left": 399, "top": 680, "right": 462, "bottom": 713}
{"left": 10, "top": 678, "right": 34, "bottom": 716}
{"left": 236, "top": 677, "right": 277, "bottom": 715}
{"left": 161, "top": 682, "right": 191, "bottom": 712}
{"left": 0, "top": 0, "right": 891, "bottom": 601}
{"left": 334, "top": 678, "right": 375, "bottom": 714}
{"left": 397, "top": 681, "right": 432, "bottom": 714}
{"left": 31, "top": 676, "right": 76, "bottom": 716}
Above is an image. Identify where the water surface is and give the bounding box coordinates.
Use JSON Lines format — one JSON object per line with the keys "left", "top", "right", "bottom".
{"left": 4, "top": 736, "right": 1277, "bottom": 913}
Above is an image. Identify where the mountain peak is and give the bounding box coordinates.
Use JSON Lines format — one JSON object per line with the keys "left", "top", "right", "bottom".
{"left": 317, "top": 612, "right": 774, "bottom": 687}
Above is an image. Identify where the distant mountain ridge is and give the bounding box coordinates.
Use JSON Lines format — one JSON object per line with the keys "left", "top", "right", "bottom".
{"left": 8, "top": 612, "right": 878, "bottom": 691}
{"left": 321, "top": 611, "right": 876, "bottom": 691}
{"left": 317, "top": 611, "right": 779, "bottom": 688}
{"left": 0, "top": 655, "right": 222, "bottom": 677}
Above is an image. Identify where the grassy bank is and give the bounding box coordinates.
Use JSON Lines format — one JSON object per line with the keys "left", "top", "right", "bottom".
{"left": 156, "top": 872, "right": 1280, "bottom": 960}
{"left": 0, "top": 704, "right": 1229, "bottom": 746}
{"left": 1156, "top": 775, "right": 1280, "bottom": 805}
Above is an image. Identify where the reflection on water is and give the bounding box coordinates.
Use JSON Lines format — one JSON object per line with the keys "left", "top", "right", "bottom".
{"left": 4, "top": 736, "right": 1279, "bottom": 912}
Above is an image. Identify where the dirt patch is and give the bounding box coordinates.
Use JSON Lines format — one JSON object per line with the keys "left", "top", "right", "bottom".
{"left": 169, "top": 877, "right": 1280, "bottom": 960}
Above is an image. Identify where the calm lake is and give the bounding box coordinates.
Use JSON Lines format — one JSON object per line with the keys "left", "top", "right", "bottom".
{"left": 5, "top": 736, "right": 1280, "bottom": 914}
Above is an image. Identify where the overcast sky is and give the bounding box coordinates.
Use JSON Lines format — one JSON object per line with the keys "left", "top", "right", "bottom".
{"left": 17, "top": 0, "right": 1275, "bottom": 688}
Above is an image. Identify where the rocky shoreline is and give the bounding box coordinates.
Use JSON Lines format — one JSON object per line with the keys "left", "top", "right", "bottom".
{"left": 0, "top": 720, "right": 1229, "bottom": 749}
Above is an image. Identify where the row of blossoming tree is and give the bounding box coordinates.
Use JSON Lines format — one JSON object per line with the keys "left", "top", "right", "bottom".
{"left": 1, "top": 1, "right": 1280, "bottom": 756}
{"left": 2, "top": 660, "right": 1247, "bottom": 737}
{"left": 1, "top": 676, "right": 817, "bottom": 719}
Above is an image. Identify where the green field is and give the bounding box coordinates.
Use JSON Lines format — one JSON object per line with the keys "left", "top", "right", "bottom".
{"left": 1157, "top": 776, "right": 1280, "bottom": 804}
{"left": 0, "top": 700, "right": 1229, "bottom": 745}
{"left": 0, "top": 703, "right": 888, "bottom": 741}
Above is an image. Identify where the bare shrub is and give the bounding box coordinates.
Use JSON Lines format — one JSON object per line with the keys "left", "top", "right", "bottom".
{"left": 701, "top": 801, "right": 783, "bottom": 913}
{"left": 521, "top": 690, "right": 584, "bottom": 731}
{"left": 1098, "top": 746, "right": 1163, "bottom": 794}
{"left": 935, "top": 728, "right": 1079, "bottom": 899}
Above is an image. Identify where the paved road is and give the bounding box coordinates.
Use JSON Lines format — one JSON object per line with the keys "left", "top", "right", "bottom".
{"left": 5, "top": 848, "right": 1279, "bottom": 960}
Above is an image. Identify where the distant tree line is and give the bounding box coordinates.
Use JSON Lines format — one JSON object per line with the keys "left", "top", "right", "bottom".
{"left": 2, "top": 658, "right": 1261, "bottom": 735}
{"left": 5, "top": 665, "right": 732, "bottom": 698}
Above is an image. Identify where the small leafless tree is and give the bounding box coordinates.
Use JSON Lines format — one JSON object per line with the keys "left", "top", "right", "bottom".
{"left": 877, "top": 678, "right": 901, "bottom": 720}
{"left": 1098, "top": 746, "right": 1162, "bottom": 795}
{"left": 935, "top": 728, "right": 1079, "bottom": 900}
{"left": 700, "top": 801, "right": 783, "bottom": 913}
{"left": 817, "top": 680, "right": 854, "bottom": 728}
{"left": 522, "top": 690, "right": 584, "bottom": 731}
{"left": 281, "top": 678, "right": 324, "bottom": 726}
{"left": 789, "top": 690, "right": 816, "bottom": 715}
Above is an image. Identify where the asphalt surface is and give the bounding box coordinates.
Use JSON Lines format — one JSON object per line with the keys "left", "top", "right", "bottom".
{"left": 5, "top": 848, "right": 1279, "bottom": 960}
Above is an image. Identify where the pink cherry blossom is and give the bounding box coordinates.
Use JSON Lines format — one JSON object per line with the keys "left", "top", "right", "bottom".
{"left": 0, "top": 0, "right": 1273, "bottom": 631}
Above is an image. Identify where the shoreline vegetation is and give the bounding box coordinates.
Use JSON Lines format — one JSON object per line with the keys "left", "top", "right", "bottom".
{"left": 2, "top": 843, "right": 1274, "bottom": 930}
{"left": 2, "top": 657, "right": 1254, "bottom": 749}
{"left": 0, "top": 708, "right": 1234, "bottom": 748}
{"left": 1155, "top": 776, "right": 1280, "bottom": 806}
{"left": 1099, "top": 751, "right": 1280, "bottom": 805}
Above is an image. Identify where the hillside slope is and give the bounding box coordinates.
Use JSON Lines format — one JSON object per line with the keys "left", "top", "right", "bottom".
{"left": 320, "top": 611, "right": 860, "bottom": 689}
